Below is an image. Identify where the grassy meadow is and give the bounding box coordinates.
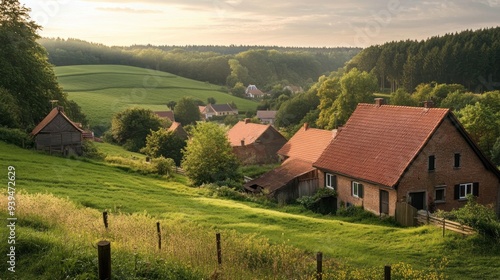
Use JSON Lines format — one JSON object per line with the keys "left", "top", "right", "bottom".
{"left": 2, "top": 141, "right": 500, "bottom": 278}
{"left": 55, "top": 65, "right": 258, "bottom": 130}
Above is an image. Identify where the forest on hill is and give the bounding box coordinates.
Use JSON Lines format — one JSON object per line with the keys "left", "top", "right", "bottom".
{"left": 346, "top": 27, "right": 500, "bottom": 92}
{"left": 39, "top": 38, "right": 361, "bottom": 90}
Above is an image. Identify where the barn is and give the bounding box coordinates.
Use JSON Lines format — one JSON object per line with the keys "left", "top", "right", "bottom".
{"left": 31, "top": 106, "right": 84, "bottom": 155}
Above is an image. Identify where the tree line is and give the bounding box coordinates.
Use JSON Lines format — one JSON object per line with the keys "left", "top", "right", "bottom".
{"left": 0, "top": 1, "right": 86, "bottom": 130}
{"left": 39, "top": 38, "right": 360, "bottom": 89}
{"left": 345, "top": 27, "right": 500, "bottom": 93}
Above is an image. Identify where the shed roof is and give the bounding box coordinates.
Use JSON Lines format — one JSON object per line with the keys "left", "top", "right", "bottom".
{"left": 314, "top": 104, "right": 450, "bottom": 187}
{"left": 244, "top": 158, "right": 315, "bottom": 193}
{"left": 31, "top": 107, "right": 84, "bottom": 136}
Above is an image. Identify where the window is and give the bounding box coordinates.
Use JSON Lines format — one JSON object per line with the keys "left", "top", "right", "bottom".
{"left": 455, "top": 182, "right": 479, "bottom": 200}
{"left": 351, "top": 181, "right": 363, "bottom": 198}
{"left": 454, "top": 153, "right": 461, "bottom": 168}
{"left": 434, "top": 186, "right": 446, "bottom": 202}
{"left": 325, "top": 173, "right": 336, "bottom": 189}
{"left": 428, "top": 155, "right": 435, "bottom": 171}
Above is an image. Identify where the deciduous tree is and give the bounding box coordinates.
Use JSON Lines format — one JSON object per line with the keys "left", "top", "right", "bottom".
{"left": 111, "top": 108, "right": 164, "bottom": 152}
{"left": 181, "top": 122, "right": 240, "bottom": 186}
{"left": 174, "top": 97, "right": 201, "bottom": 125}
{"left": 141, "top": 129, "right": 186, "bottom": 166}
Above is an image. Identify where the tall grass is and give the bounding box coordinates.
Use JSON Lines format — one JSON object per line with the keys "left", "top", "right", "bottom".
{"left": 1, "top": 193, "right": 449, "bottom": 279}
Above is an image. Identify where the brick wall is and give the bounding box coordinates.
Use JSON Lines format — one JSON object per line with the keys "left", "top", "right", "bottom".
{"left": 397, "top": 116, "right": 500, "bottom": 214}
{"left": 318, "top": 170, "right": 398, "bottom": 216}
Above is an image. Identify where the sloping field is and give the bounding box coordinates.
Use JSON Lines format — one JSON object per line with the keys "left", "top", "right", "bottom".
{"left": 1, "top": 141, "right": 500, "bottom": 278}
{"left": 55, "top": 65, "right": 258, "bottom": 129}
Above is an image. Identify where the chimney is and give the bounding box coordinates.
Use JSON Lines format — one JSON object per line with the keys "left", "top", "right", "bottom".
{"left": 241, "top": 139, "right": 245, "bottom": 146}
{"left": 244, "top": 118, "right": 250, "bottom": 124}
{"left": 57, "top": 106, "right": 64, "bottom": 112}
{"left": 374, "top": 98, "right": 385, "bottom": 107}
{"left": 424, "top": 100, "right": 434, "bottom": 108}
{"left": 303, "top": 123, "right": 309, "bottom": 130}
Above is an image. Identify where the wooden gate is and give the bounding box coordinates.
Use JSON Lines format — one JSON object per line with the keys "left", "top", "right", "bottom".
{"left": 395, "top": 202, "right": 418, "bottom": 226}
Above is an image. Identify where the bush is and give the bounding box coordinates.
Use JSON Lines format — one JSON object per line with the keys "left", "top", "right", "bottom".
{"left": 152, "top": 156, "right": 175, "bottom": 176}
{"left": 446, "top": 195, "right": 500, "bottom": 241}
{"left": 81, "top": 140, "right": 105, "bottom": 160}
{"left": 297, "top": 188, "right": 337, "bottom": 214}
{"left": 0, "top": 127, "right": 33, "bottom": 148}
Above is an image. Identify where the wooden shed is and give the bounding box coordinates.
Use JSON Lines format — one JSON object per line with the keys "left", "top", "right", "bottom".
{"left": 31, "top": 106, "right": 83, "bottom": 155}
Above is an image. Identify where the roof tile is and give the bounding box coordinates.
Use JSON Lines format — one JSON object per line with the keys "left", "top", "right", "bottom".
{"left": 314, "top": 104, "right": 449, "bottom": 187}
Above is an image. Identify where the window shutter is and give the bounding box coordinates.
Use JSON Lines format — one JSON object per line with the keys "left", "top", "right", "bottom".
{"left": 454, "top": 184, "right": 460, "bottom": 200}
{"left": 359, "top": 184, "right": 364, "bottom": 198}
{"left": 473, "top": 182, "right": 479, "bottom": 197}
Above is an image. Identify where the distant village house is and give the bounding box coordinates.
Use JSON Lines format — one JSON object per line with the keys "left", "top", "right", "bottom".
{"left": 245, "top": 85, "right": 266, "bottom": 98}
{"left": 200, "top": 103, "right": 238, "bottom": 119}
{"left": 227, "top": 119, "right": 287, "bottom": 165}
{"left": 256, "top": 110, "right": 277, "bottom": 125}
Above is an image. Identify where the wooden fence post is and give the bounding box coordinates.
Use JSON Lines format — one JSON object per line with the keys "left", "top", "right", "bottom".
{"left": 103, "top": 211, "right": 108, "bottom": 229}
{"left": 316, "top": 252, "right": 323, "bottom": 280}
{"left": 156, "top": 222, "right": 161, "bottom": 250}
{"left": 384, "top": 265, "right": 391, "bottom": 280}
{"left": 442, "top": 218, "right": 445, "bottom": 237}
{"left": 97, "top": 240, "right": 111, "bottom": 280}
{"left": 216, "top": 233, "right": 222, "bottom": 266}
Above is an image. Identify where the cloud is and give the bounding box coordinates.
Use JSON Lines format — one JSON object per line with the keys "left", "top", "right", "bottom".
{"left": 96, "top": 7, "right": 162, "bottom": 14}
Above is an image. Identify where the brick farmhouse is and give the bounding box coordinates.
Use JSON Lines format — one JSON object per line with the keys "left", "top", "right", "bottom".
{"left": 314, "top": 99, "right": 500, "bottom": 216}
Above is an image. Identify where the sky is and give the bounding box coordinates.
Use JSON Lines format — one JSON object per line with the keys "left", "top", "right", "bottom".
{"left": 19, "top": 0, "right": 500, "bottom": 48}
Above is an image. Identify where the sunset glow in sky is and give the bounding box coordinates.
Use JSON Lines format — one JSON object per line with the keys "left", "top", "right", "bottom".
{"left": 20, "top": 0, "right": 500, "bottom": 47}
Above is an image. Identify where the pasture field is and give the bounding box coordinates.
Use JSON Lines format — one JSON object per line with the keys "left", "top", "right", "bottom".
{"left": 54, "top": 65, "right": 258, "bottom": 130}
{"left": 1, "top": 141, "right": 500, "bottom": 279}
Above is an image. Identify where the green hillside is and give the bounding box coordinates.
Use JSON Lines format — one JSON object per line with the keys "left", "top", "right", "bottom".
{"left": 55, "top": 65, "right": 258, "bottom": 130}
{"left": 2, "top": 141, "right": 500, "bottom": 278}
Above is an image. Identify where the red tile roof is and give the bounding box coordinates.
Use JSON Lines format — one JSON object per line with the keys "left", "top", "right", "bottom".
{"left": 31, "top": 107, "right": 84, "bottom": 136}
{"left": 277, "top": 124, "right": 335, "bottom": 163}
{"left": 168, "top": 121, "right": 188, "bottom": 139}
{"left": 244, "top": 158, "right": 315, "bottom": 193}
{"left": 154, "top": 111, "right": 175, "bottom": 122}
{"left": 314, "top": 104, "right": 450, "bottom": 187}
{"left": 227, "top": 120, "right": 280, "bottom": 146}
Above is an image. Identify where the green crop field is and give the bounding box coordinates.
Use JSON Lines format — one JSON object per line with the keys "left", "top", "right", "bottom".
{"left": 2, "top": 141, "right": 500, "bottom": 279}
{"left": 55, "top": 65, "right": 258, "bottom": 130}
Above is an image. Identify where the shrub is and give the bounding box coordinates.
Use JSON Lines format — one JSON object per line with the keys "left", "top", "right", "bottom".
{"left": 0, "top": 127, "right": 33, "bottom": 148}
{"left": 297, "top": 188, "right": 337, "bottom": 214}
{"left": 81, "top": 140, "right": 105, "bottom": 160}
{"left": 152, "top": 156, "right": 175, "bottom": 176}
{"left": 447, "top": 195, "right": 500, "bottom": 241}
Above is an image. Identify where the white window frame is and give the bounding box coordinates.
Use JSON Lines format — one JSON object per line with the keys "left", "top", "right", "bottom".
{"left": 459, "top": 183, "right": 473, "bottom": 199}
{"left": 352, "top": 181, "right": 361, "bottom": 198}
{"left": 325, "top": 173, "right": 335, "bottom": 189}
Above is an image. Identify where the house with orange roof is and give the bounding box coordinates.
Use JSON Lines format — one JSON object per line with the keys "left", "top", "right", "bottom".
{"left": 227, "top": 119, "right": 287, "bottom": 164}
{"left": 168, "top": 122, "right": 188, "bottom": 140}
{"left": 314, "top": 99, "right": 500, "bottom": 217}
{"left": 244, "top": 123, "right": 335, "bottom": 202}
{"left": 154, "top": 110, "right": 175, "bottom": 122}
{"left": 246, "top": 85, "right": 266, "bottom": 98}
{"left": 31, "top": 106, "right": 84, "bottom": 155}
